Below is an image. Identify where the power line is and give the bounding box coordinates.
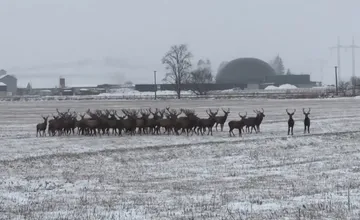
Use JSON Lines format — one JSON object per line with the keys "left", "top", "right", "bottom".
{"left": 343, "top": 36, "right": 360, "bottom": 95}
{"left": 329, "top": 37, "right": 346, "bottom": 81}
{"left": 343, "top": 36, "right": 360, "bottom": 79}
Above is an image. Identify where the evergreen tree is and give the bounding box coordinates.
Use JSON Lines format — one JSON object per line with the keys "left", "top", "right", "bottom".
{"left": 269, "top": 55, "right": 285, "bottom": 75}
{"left": 286, "top": 69, "right": 292, "bottom": 75}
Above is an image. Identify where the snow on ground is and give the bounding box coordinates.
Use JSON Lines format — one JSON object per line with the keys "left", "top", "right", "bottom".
{"left": 265, "top": 84, "right": 298, "bottom": 90}
{"left": 1, "top": 98, "right": 360, "bottom": 219}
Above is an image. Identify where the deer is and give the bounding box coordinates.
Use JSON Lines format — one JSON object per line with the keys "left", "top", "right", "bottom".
{"left": 158, "top": 108, "right": 182, "bottom": 135}
{"left": 254, "top": 108, "right": 265, "bottom": 133}
{"left": 214, "top": 108, "right": 230, "bottom": 132}
{"left": 121, "top": 109, "right": 139, "bottom": 135}
{"left": 303, "top": 108, "right": 311, "bottom": 134}
{"left": 228, "top": 112, "right": 247, "bottom": 137}
{"left": 175, "top": 109, "right": 199, "bottom": 136}
{"left": 243, "top": 108, "right": 265, "bottom": 134}
{"left": 197, "top": 109, "right": 219, "bottom": 135}
{"left": 286, "top": 109, "right": 296, "bottom": 135}
{"left": 36, "top": 115, "right": 49, "bottom": 137}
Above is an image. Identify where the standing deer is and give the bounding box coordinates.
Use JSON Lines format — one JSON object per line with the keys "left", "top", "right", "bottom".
{"left": 36, "top": 115, "right": 49, "bottom": 137}
{"left": 286, "top": 109, "right": 296, "bottom": 135}
{"left": 228, "top": 112, "right": 247, "bottom": 137}
{"left": 303, "top": 108, "right": 311, "bottom": 134}
{"left": 214, "top": 108, "right": 230, "bottom": 131}
{"left": 197, "top": 109, "right": 219, "bottom": 135}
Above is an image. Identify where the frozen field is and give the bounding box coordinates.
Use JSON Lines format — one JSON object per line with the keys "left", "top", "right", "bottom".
{"left": 1, "top": 98, "right": 360, "bottom": 219}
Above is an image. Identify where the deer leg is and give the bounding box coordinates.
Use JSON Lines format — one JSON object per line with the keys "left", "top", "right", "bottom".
{"left": 215, "top": 123, "right": 218, "bottom": 131}
{"left": 221, "top": 124, "right": 224, "bottom": 132}
{"left": 308, "top": 125, "right": 310, "bottom": 133}
{"left": 288, "top": 126, "right": 290, "bottom": 135}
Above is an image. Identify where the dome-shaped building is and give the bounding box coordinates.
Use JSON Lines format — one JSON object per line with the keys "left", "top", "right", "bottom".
{"left": 216, "top": 57, "right": 276, "bottom": 84}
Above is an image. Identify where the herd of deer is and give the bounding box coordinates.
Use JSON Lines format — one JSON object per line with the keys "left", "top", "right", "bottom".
{"left": 35, "top": 107, "right": 311, "bottom": 137}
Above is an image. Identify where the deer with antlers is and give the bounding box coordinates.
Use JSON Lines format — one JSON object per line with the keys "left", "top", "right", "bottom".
{"left": 197, "top": 109, "right": 219, "bottom": 135}
{"left": 228, "top": 112, "right": 247, "bottom": 137}
{"left": 303, "top": 108, "right": 311, "bottom": 134}
{"left": 286, "top": 109, "right": 296, "bottom": 135}
{"left": 158, "top": 107, "right": 182, "bottom": 135}
{"left": 36, "top": 115, "right": 49, "bottom": 137}
{"left": 244, "top": 108, "right": 265, "bottom": 133}
{"left": 214, "top": 108, "right": 230, "bottom": 132}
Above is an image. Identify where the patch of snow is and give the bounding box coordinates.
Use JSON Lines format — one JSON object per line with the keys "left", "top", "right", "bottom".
{"left": 264, "top": 85, "right": 279, "bottom": 90}
{"left": 278, "top": 84, "right": 298, "bottom": 89}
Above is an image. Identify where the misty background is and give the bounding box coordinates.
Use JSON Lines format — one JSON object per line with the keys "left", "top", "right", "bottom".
{"left": 0, "top": 0, "right": 358, "bottom": 88}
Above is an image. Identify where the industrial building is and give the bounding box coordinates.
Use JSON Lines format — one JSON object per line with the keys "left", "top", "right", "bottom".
{"left": 0, "top": 69, "right": 17, "bottom": 95}
{"left": 216, "top": 57, "right": 317, "bottom": 88}
{"left": 135, "top": 57, "right": 318, "bottom": 92}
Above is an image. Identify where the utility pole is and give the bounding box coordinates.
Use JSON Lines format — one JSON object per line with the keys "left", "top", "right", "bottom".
{"left": 343, "top": 36, "right": 360, "bottom": 96}
{"left": 330, "top": 37, "right": 346, "bottom": 82}
{"left": 335, "top": 66, "right": 338, "bottom": 96}
{"left": 154, "top": 71, "right": 157, "bottom": 100}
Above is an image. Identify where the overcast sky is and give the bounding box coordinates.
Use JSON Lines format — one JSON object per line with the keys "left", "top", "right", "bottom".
{"left": 0, "top": 0, "right": 359, "bottom": 87}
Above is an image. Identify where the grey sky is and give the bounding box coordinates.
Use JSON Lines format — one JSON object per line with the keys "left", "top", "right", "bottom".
{"left": 0, "top": 0, "right": 359, "bottom": 87}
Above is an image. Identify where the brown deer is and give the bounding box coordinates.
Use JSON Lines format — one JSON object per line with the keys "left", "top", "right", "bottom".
{"left": 197, "top": 109, "right": 219, "bottom": 135}
{"left": 36, "top": 115, "right": 49, "bottom": 137}
{"left": 228, "top": 112, "right": 247, "bottom": 137}
{"left": 243, "top": 108, "right": 265, "bottom": 134}
{"left": 286, "top": 109, "right": 296, "bottom": 135}
{"left": 214, "top": 108, "right": 230, "bottom": 131}
{"left": 303, "top": 108, "right": 311, "bottom": 134}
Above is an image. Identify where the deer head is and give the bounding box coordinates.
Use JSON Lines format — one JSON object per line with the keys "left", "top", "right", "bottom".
{"left": 222, "top": 108, "right": 230, "bottom": 116}
{"left": 41, "top": 115, "right": 49, "bottom": 122}
{"left": 303, "top": 108, "right": 310, "bottom": 117}
{"left": 286, "top": 109, "right": 296, "bottom": 118}
{"left": 254, "top": 108, "right": 265, "bottom": 118}
{"left": 238, "top": 112, "right": 247, "bottom": 120}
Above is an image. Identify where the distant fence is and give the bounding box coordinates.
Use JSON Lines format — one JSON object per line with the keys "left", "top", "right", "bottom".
{"left": 0, "top": 88, "right": 336, "bottom": 102}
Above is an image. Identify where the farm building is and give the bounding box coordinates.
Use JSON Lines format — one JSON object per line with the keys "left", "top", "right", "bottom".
{"left": 0, "top": 82, "right": 7, "bottom": 96}
{"left": 0, "top": 69, "right": 17, "bottom": 95}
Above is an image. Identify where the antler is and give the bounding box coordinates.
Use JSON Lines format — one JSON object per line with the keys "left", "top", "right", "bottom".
{"left": 238, "top": 111, "right": 247, "bottom": 118}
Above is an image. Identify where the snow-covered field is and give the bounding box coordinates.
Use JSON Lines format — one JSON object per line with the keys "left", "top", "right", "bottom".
{"left": 1, "top": 98, "right": 360, "bottom": 219}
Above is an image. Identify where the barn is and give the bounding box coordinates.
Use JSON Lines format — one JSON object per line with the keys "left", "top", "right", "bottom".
{"left": 0, "top": 69, "right": 17, "bottom": 95}
{"left": 0, "top": 82, "right": 7, "bottom": 96}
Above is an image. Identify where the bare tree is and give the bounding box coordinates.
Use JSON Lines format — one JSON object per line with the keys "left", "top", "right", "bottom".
{"left": 350, "top": 76, "right": 360, "bottom": 96}
{"left": 338, "top": 80, "right": 350, "bottom": 96}
{"left": 188, "top": 59, "right": 213, "bottom": 95}
{"left": 162, "top": 44, "right": 193, "bottom": 99}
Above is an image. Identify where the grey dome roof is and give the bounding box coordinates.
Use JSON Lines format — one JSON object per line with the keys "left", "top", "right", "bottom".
{"left": 216, "top": 57, "right": 276, "bottom": 84}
